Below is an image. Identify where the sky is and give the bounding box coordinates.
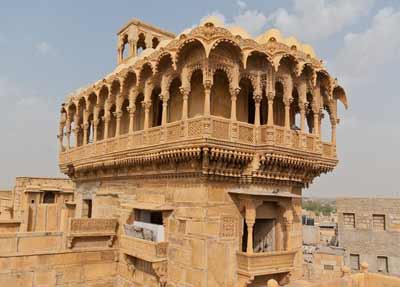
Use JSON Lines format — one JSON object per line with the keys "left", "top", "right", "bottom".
{"left": 0, "top": 0, "right": 399, "bottom": 197}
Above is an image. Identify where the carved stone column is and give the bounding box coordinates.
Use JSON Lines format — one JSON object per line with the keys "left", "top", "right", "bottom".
{"left": 161, "top": 93, "right": 169, "bottom": 126}
{"left": 267, "top": 91, "right": 275, "bottom": 126}
{"left": 104, "top": 116, "right": 110, "bottom": 139}
{"left": 246, "top": 210, "right": 256, "bottom": 254}
{"left": 127, "top": 106, "right": 136, "bottom": 133}
{"left": 93, "top": 119, "right": 99, "bottom": 142}
{"left": 313, "top": 111, "right": 319, "bottom": 136}
{"left": 143, "top": 101, "right": 151, "bottom": 130}
{"left": 284, "top": 98, "right": 292, "bottom": 129}
{"left": 58, "top": 122, "right": 65, "bottom": 151}
{"left": 180, "top": 87, "right": 189, "bottom": 120}
{"left": 331, "top": 119, "right": 337, "bottom": 144}
{"left": 66, "top": 118, "right": 71, "bottom": 149}
{"left": 129, "top": 39, "right": 137, "bottom": 58}
{"left": 282, "top": 209, "right": 294, "bottom": 251}
{"left": 253, "top": 93, "right": 262, "bottom": 127}
{"left": 115, "top": 111, "right": 122, "bottom": 136}
{"left": 204, "top": 80, "right": 212, "bottom": 116}
{"left": 230, "top": 87, "right": 240, "bottom": 121}
{"left": 299, "top": 102, "right": 306, "bottom": 132}
{"left": 83, "top": 122, "right": 89, "bottom": 145}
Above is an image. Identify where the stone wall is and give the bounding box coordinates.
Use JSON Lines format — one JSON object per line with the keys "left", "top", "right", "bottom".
{"left": 75, "top": 177, "right": 303, "bottom": 287}
{"left": 0, "top": 249, "right": 117, "bottom": 287}
{"left": 337, "top": 198, "right": 400, "bottom": 276}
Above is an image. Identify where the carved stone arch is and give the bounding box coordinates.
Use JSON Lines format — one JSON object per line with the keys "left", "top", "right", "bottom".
{"left": 121, "top": 70, "right": 137, "bottom": 96}
{"left": 240, "top": 73, "right": 257, "bottom": 93}
{"left": 109, "top": 79, "right": 122, "bottom": 104}
{"left": 137, "top": 62, "right": 154, "bottom": 86}
{"left": 210, "top": 62, "right": 234, "bottom": 90}
{"left": 333, "top": 85, "right": 348, "bottom": 109}
{"left": 175, "top": 38, "right": 207, "bottom": 70}
{"left": 155, "top": 52, "right": 174, "bottom": 75}
{"left": 275, "top": 53, "right": 299, "bottom": 75}
{"left": 244, "top": 50, "right": 273, "bottom": 71}
{"left": 208, "top": 38, "right": 243, "bottom": 68}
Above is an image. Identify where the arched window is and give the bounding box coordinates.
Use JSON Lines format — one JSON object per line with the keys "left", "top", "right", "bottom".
{"left": 122, "top": 34, "right": 129, "bottom": 60}
{"left": 237, "top": 78, "right": 255, "bottom": 124}
{"left": 274, "top": 82, "right": 285, "bottom": 126}
{"left": 120, "top": 99, "right": 130, "bottom": 135}
{"left": 134, "top": 94, "right": 144, "bottom": 131}
{"left": 152, "top": 37, "right": 160, "bottom": 49}
{"left": 151, "top": 87, "right": 162, "bottom": 127}
{"left": 168, "top": 78, "right": 182, "bottom": 123}
{"left": 97, "top": 109, "right": 105, "bottom": 141}
{"left": 320, "top": 106, "right": 332, "bottom": 142}
{"left": 211, "top": 70, "right": 231, "bottom": 119}
{"left": 137, "top": 33, "right": 146, "bottom": 56}
{"left": 87, "top": 113, "right": 94, "bottom": 143}
{"left": 188, "top": 70, "right": 204, "bottom": 118}
{"left": 108, "top": 105, "right": 117, "bottom": 138}
{"left": 290, "top": 88, "right": 301, "bottom": 129}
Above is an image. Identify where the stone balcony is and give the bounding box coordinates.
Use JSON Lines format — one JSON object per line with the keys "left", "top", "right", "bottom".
{"left": 120, "top": 235, "right": 168, "bottom": 263}
{"left": 66, "top": 218, "right": 118, "bottom": 249}
{"left": 237, "top": 250, "right": 297, "bottom": 278}
{"left": 59, "top": 116, "right": 336, "bottom": 182}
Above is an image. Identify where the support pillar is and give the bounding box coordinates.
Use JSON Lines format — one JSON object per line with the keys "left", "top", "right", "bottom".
{"left": 230, "top": 87, "right": 240, "bottom": 121}
{"left": 267, "top": 91, "right": 275, "bottom": 126}
{"left": 93, "top": 120, "right": 98, "bottom": 142}
{"left": 128, "top": 107, "right": 136, "bottom": 133}
{"left": 115, "top": 111, "right": 122, "bottom": 136}
{"left": 299, "top": 103, "right": 306, "bottom": 132}
{"left": 204, "top": 80, "right": 212, "bottom": 116}
{"left": 143, "top": 101, "right": 151, "bottom": 130}
{"left": 284, "top": 99, "right": 292, "bottom": 129}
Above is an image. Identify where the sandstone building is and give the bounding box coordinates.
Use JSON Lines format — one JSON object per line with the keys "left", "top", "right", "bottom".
{"left": 2, "top": 17, "right": 398, "bottom": 287}
{"left": 337, "top": 198, "right": 400, "bottom": 276}
{"left": 57, "top": 17, "right": 347, "bottom": 287}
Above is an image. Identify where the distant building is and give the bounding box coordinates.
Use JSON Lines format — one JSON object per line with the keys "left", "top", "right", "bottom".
{"left": 337, "top": 198, "right": 400, "bottom": 276}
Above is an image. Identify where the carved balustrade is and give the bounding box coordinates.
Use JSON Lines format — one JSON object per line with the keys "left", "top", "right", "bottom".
{"left": 120, "top": 235, "right": 168, "bottom": 263}
{"left": 59, "top": 116, "right": 336, "bottom": 168}
{"left": 237, "top": 250, "right": 297, "bottom": 277}
{"left": 66, "top": 218, "right": 118, "bottom": 249}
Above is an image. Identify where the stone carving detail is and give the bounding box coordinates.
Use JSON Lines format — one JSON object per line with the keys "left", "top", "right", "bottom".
{"left": 220, "top": 216, "right": 237, "bottom": 238}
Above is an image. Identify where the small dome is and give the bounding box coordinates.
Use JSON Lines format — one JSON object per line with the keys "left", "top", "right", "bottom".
{"left": 285, "top": 36, "right": 301, "bottom": 50}
{"left": 200, "top": 15, "right": 224, "bottom": 27}
{"left": 301, "top": 44, "right": 316, "bottom": 58}
{"left": 227, "top": 25, "right": 250, "bottom": 39}
{"left": 256, "top": 28, "right": 283, "bottom": 44}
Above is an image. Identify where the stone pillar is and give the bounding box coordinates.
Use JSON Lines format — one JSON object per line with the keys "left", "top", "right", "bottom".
{"left": 267, "top": 91, "right": 275, "bottom": 126}
{"left": 245, "top": 205, "right": 256, "bottom": 254}
{"left": 254, "top": 94, "right": 262, "bottom": 127}
{"left": 283, "top": 210, "right": 293, "bottom": 251}
{"left": 83, "top": 122, "right": 89, "bottom": 145}
{"left": 58, "top": 122, "right": 65, "bottom": 151}
{"left": 284, "top": 99, "right": 292, "bottom": 129}
{"left": 331, "top": 120, "right": 337, "bottom": 144}
{"left": 128, "top": 107, "right": 136, "bottom": 133}
{"left": 313, "top": 111, "right": 319, "bottom": 136}
{"left": 115, "top": 111, "right": 122, "bottom": 136}
{"left": 93, "top": 119, "right": 99, "bottom": 142}
{"left": 66, "top": 118, "right": 71, "bottom": 149}
{"left": 230, "top": 87, "right": 240, "bottom": 121}
{"left": 104, "top": 117, "right": 110, "bottom": 139}
{"left": 180, "top": 87, "right": 189, "bottom": 120}
{"left": 161, "top": 93, "right": 169, "bottom": 126}
{"left": 129, "top": 39, "right": 137, "bottom": 58}
{"left": 204, "top": 80, "right": 212, "bottom": 116}
{"left": 143, "top": 101, "right": 151, "bottom": 129}
{"left": 299, "top": 102, "right": 306, "bottom": 132}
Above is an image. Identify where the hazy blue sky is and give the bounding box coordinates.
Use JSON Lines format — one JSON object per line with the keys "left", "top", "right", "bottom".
{"left": 0, "top": 0, "right": 399, "bottom": 197}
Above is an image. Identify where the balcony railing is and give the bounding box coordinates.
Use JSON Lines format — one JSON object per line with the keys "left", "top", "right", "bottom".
{"left": 60, "top": 116, "right": 336, "bottom": 166}
{"left": 66, "top": 218, "right": 118, "bottom": 249}
{"left": 120, "top": 235, "right": 168, "bottom": 263}
{"left": 237, "top": 250, "right": 297, "bottom": 277}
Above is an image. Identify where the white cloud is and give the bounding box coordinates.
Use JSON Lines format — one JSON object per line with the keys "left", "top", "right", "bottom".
{"left": 267, "top": 0, "right": 375, "bottom": 42}
{"left": 237, "top": 0, "right": 247, "bottom": 10}
{"left": 334, "top": 7, "right": 400, "bottom": 80}
{"left": 35, "top": 41, "right": 56, "bottom": 56}
{"left": 233, "top": 10, "right": 267, "bottom": 35}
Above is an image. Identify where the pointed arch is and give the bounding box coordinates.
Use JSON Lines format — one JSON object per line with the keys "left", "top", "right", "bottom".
{"left": 176, "top": 38, "right": 206, "bottom": 69}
